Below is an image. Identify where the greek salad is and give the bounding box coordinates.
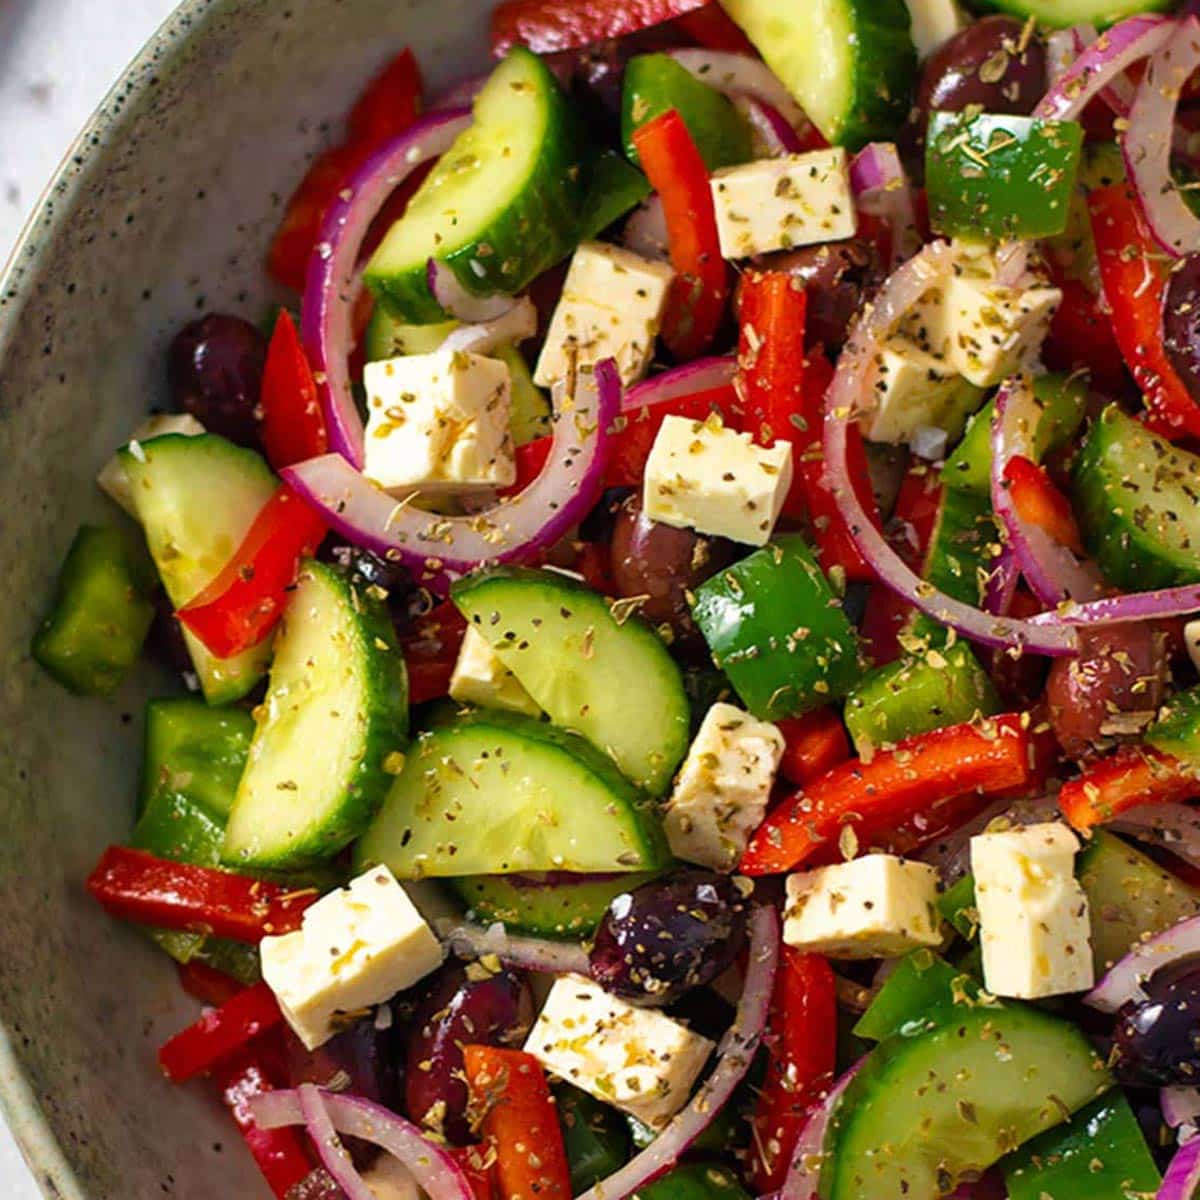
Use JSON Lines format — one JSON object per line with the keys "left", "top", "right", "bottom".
{"left": 33, "top": 0, "right": 1200, "bottom": 1196}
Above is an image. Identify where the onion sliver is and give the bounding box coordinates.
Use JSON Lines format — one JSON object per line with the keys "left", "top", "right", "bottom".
{"left": 1084, "top": 912, "right": 1200, "bottom": 1012}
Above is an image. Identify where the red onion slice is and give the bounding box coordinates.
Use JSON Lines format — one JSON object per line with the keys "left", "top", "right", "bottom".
{"left": 1159, "top": 1136, "right": 1200, "bottom": 1200}
{"left": 282, "top": 358, "right": 620, "bottom": 592}
{"left": 1110, "top": 803, "right": 1200, "bottom": 869}
{"left": 1123, "top": 17, "right": 1200, "bottom": 257}
{"left": 573, "top": 905, "right": 780, "bottom": 1200}
{"left": 252, "top": 1089, "right": 473, "bottom": 1200}
{"left": 734, "top": 95, "right": 804, "bottom": 156}
{"left": 302, "top": 109, "right": 472, "bottom": 467}
{"left": 821, "top": 243, "right": 1079, "bottom": 658}
{"left": 1046, "top": 28, "right": 1080, "bottom": 90}
{"left": 623, "top": 194, "right": 669, "bottom": 262}
{"left": 441, "top": 921, "right": 590, "bottom": 975}
{"left": 439, "top": 296, "right": 537, "bottom": 356}
{"left": 299, "top": 1084, "right": 376, "bottom": 1200}
{"left": 781, "top": 1061, "right": 865, "bottom": 1200}
{"left": 623, "top": 355, "right": 736, "bottom": 413}
{"left": 1084, "top": 912, "right": 1200, "bottom": 1012}
{"left": 982, "top": 543, "right": 1019, "bottom": 617}
{"left": 665, "top": 49, "right": 809, "bottom": 132}
{"left": 850, "top": 144, "right": 920, "bottom": 267}
{"left": 1029, "top": 585, "right": 1200, "bottom": 628}
{"left": 426, "top": 258, "right": 519, "bottom": 325}
{"left": 1163, "top": 1085, "right": 1200, "bottom": 1131}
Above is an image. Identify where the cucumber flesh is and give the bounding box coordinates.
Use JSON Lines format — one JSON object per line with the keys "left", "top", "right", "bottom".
{"left": 972, "top": 0, "right": 1169, "bottom": 28}
{"left": 223, "top": 561, "right": 409, "bottom": 869}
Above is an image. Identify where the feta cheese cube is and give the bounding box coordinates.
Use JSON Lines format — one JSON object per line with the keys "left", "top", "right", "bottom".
{"left": 710, "top": 149, "right": 856, "bottom": 259}
{"left": 905, "top": 274, "right": 1062, "bottom": 388}
{"left": 97, "top": 413, "right": 206, "bottom": 515}
{"left": 663, "top": 702, "right": 785, "bottom": 871}
{"left": 362, "top": 350, "right": 515, "bottom": 494}
{"left": 783, "top": 855, "right": 942, "bottom": 959}
{"left": 863, "top": 337, "right": 984, "bottom": 446}
{"left": 643, "top": 414, "right": 793, "bottom": 546}
{"left": 524, "top": 973, "right": 714, "bottom": 1129}
{"left": 260, "top": 866, "right": 443, "bottom": 1050}
{"left": 905, "top": 0, "right": 969, "bottom": 59}
{"left": 449, "top": 625, "right": 541, "bottom": 717}
{"left": 534, "top": 242, "right": 674, "bottom": 389}
{"left": 971, "top": 822, "right": 1094, "bottom": 1000}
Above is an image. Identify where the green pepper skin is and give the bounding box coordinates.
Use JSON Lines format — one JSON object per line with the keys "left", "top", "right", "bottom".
{"left": 556, "top": 1085, "right": 631, "bottom": 1195}
{"left": 1147, "top": 684, "right": 1200, "bottom": 767}
{"left": 854, "top": 950, "right": 984, "bottom": 1043}
{"left": 633, "top": 1162, "right": 753, "bottom": 1200}
{"left": 576, "top": 148, "right": 652, "bottom": 242}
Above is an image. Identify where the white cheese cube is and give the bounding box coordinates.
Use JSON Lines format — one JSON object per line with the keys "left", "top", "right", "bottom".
{"left": 710, "top": 149, "right": 857, "bottom": 259}
{"left": 449, "top": 625, "right": 541, "bottom": 717}
{"left": 260, "top": 865, "right": 443, "bottom": 1050}
{"left": 783, "top": 855, "right": 942, "bottom": 959}
{"left": 971, "top": 822, "right": 1094, "bottom": 1000}
{"left": 905, "top": 0, "right": 969, "bottom": 58}
{"left": 862, "top": 337, "right": 983, "bottom": 446}
{"left": 643, "top": 414, "right": 793, "bottom": 546}
{"left": 97, "top": 413, "right": 206, "bottom": 515}
{"left": 664, "top": 702, "right": 785, "bottom": 872}
{"left": 905, "top": 274, "right": 1062, "bottom": 388}
{"left": 524, "top": 973, "right": 714, "bottom": 1129}
{"left": 362, "top": 350, "right": 515, "bottom": 494}
{"left": 534, "top": 242, "right": 674, "bottom": 389}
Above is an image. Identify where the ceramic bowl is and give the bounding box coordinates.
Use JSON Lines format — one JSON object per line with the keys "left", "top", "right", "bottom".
{"left": 0, "top": 1, "right": 489, "bottom": 1194}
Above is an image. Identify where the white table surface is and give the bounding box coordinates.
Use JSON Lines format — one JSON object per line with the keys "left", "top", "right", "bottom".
{"left": 1, "top": 3, "right": 181, "bottom": 1192}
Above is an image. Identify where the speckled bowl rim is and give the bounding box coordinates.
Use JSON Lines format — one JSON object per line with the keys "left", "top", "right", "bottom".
{"left": 0, "top": 4, "right": 217, "bottom": 1194}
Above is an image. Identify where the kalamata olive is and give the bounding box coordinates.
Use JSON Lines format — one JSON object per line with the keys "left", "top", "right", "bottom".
{"left": 405, "top": 962, "right": 533, "bottom": 1144}
{"left": 589, "top": 870, "right": 747, "bottom": 1006}
{"left": 1046, "top": 622, "right": 1168, "bottom": 759}
{"left": 323, "top": 543, "right": 432, "bottom": 631}
{"left": 285, "top": 1018, "right": 403, "bottom": 1112}
{"left": 145, "top": 587, "right": 194, "bottom": 675}
{"left": 1164, "top": 254, "right": 1200, "bottom": 404}
{"left": 167, "top": 313, "right": 267, "bottom": 447}
{"left": 766, "top": 239, "right": 882, "bottom": 351}
{"left": 1113, "top": 965, "right": 1200, "bottom": 1085}
{"left": 580, "top": 487, "right": 636, "bottom": 543}
{"left": 610, "top": 493, "right": 735, "bottom": 636}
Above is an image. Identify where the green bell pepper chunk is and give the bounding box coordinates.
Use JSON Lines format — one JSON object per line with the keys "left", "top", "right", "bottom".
{"left": 854, "top": 949, "right": 987, "bottom": 1043}
{"left": 556, "top": 1085, "right": 631, "bottom": 1194}
{"left": 939, "top": 873, "right": 979, "bottom": 941}
{"left": 576, "top": 148, "right": 652, "bottom": 242}
{"left": 1146, "top": 682, "right": 1200, "bottom": 766}
{"left": 926, "top": 111, "right": 1083, "bottom": 241}
{"left": 633, "top": 1163, "right": 752, "bottom": 1200}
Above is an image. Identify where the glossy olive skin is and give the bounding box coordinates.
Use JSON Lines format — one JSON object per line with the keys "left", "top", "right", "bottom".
{"left": 1045, "top": 623, "right": 1167, "bottom": 759}
{"left": 324, "top": 543, "right": 430, "bottom": 631}
{"left": 589, "top": 871, "right": 747, "bottom": 1007}
{"left": 404, "top": 963, "right": 533, "bottom": 1145}
{"left": 1113, "top": 966, "right": 1200, "bottom": 1086}
{"left": 1164, "top": 254, "right": 1200, "bottom": 403}
{"left": 768, "top": 239, "right": 882, "bottom": 351}
{"left": 285, "top": 1019, "right": 404, "bottom": 1111}
{"left": 167, "top": 313, "right": 267, "bottom": 447}
{"left": 145, "top": 587, "right": 193, "bottom": 675}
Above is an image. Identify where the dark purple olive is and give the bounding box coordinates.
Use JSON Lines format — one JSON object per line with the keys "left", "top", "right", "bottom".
{"left": 145, "top": 587, "right": 193, "bottom": 675}
{"left": 323, "top": 543, "right": 433, "bottom": 631}
{"left": 285, "top": 1018, "right": 403, "bottom": 1112}
{"left": 167, "top": 313, "right": 267, "bottom": 447}
{"left": 1113, "top": 965, "right": 1200, "bottom": 1086}
{"left": 580, "top": 487, "right": 636, "bottom": 543}
{"left": 405, "top": 962, "right": 534, "bottom": 1144}
{"left": 765, "top": 239, "right": 883, "bottom": 351}
{"left": 589, "top": 870, "right": 747, "bottom": 1007}
{"left": 610, "top": 493, "right": 735, "bottom": 637}
{"left": 1164, "top": 254, "right": 1200, "bottom": 404}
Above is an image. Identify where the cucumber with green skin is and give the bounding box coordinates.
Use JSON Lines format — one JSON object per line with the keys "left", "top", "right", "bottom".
{"left": 1074, "top": 404, "right": 1200, "bottom": 590}
{"left": 451, "top": 568, "right": 689, "bottom": 796}
{"left": 365, "top": 48, "right": 586, "bottom": 324}
{"left": 965, "top": 0, "right": 1170, "bottom": 29}
{"left": 223, "top": 561, "right": 409, "bottom": 869}
{"left": 356, "top": 710, "right": 670, "bottom": 879}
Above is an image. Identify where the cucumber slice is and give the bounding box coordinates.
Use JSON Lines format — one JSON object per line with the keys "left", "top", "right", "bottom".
{"left": 718, "top": 0, "right": 917, "bottom": 150}
{"left": 969, "top": 0, "right": 1169, "bottom": 29}
{"left": 356, "top": 711, "right": 670, "bottom": 879}
{"left": 444, "top": 871, "right": 659, "bottom": 940}
{"left": 365, "top": 48, "right": 585, "bottom": 323}
{"left": 451, "top": 568, "right": 689, "bottom": 796}
{"left": 821, "top": 1004, "right": 1112, "bottom": 1199}
{"left": 222, "top": 561, "right": 408, "bottom": 869}
{"left": 1074, "top": 404, "right": 1200, "bottom": 590}
{"left": 121, "top": 433, "right": 278, "bottom": 704}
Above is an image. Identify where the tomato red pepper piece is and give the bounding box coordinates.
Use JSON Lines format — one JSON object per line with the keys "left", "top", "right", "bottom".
{"left": 176, "top": 486, "right": 328, "bottom": 659}
{"left": 86, "top": 846, "right": 317, "bottom": 942}
{"left": 669, "top": 4, "right": 758, "bottom": 54}
{"left": 177, "top": 960, "right": 245, "bottom": 1008}
{"left": 749, "top": 949, "right": 837, "bottom": 1193}
{"left": 159, "top": 981, "right": 284, "bottom": 1083}
{"left": 491, "top": 0, "right": 708, "bottom": 54}
{"left": 740, "top": 714, "right": 1036, "bottom": 875}
{"left": 1002, "top": 455, "right": 1084, "bottom": 555}
{"left": 775, "top": 709, "right": 851, "bottom": 788}
{"left": 450, "top": 1146, "right": 497, "bottom": 1200}
{"left": 463, "top": 1046, "right": 572, "bottom": 1200}
{"left": 1088, "top": 183, "right": 1200, "bottom": 440}
{"left": 1059, "top": 745, "right": 1200, "bottom": 832}
{"left": 1041, "top": 267, "right": 1129, "bottom": 395}
{"left": 634, "top": 109, "right": 730, "bottom": 361}
{"left": 400, "top": 600, "right": 469, "bottom": 705}
{"left": 259, "top": 310, "right": 328, "bottom": 471}
{"left": 346, "top": 48, "right": 422, "bottom": 147}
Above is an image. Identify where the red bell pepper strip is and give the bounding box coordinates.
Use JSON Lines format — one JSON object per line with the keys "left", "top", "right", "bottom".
{"left": 634, "top": 110, "right": 730, "bottom": 361}
{"left": 669, "top": 4, "right": 758, "bottom": 54}
{"left": 86, "top": 846, "right": 317, "bottom": 943}
{"left": 176, "top": 486, "right": 328, "bottom": 659}
{"left": 1002, "top": 455, "right": 1084, "bottom": 555}
{"left": 749, "top": 949, "right": 837, "bottom": 1193}
{"left": 740, "top": 714, "right": 1036, "bottom": 875}
{"left": 1059, "top": 745, "right": 1200, "bottom": 832}
{"left": 259, "top": 310, "right": 328, "bottom": 471}
{"left": 775, "top": 709, "right": 851, "bottom": 788}
{"left": 345, "top": 48, "right": 422, "bottom": 148}
{"left": 492, "top": 0, "right": 708, "bottom": 54}
{"left": 450, "top": 1146, "right": 497, "bottom": 1200}
{"left": 1041, "top": 267, "right": 1129, "bottom": 395}
{"left": 177, "top": 961, "right": 245, "bottom": 1008}
{"left": 1088, "top": 183, "right": 1200, "bottom": 440}
{"left": 400, "top": 599, "right": 469, "bottom": 705}
{"left": 159, "top": 981, "right": 284, "bottom": 1083}
{"left": 462, "top": 1046, "right": 572, "bottom": 1200}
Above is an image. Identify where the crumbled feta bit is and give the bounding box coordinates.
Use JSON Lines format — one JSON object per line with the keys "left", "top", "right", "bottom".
{"left": 449, "top": 626, "right": 541, "bottom": 717}
{"left": 524, "top": 973, "right": 714, "bottom": 1129}
{"left": 97, "top": 413, "right": 206, "bottom": 515}
{"left": 905, "top": 0, "right": 969, "bottom": 59}
{"left": 643, "top": 414, "right": 793, "bottom": 546}
{"left": 971, "top": 822, "right": 1094, "bottom": 1000}
{"left": 663, "top": 702, "right": 785, "bottom": 872}
{"left": 362, "top": 350, "right": 515, "bottom": 494}
{"left": 534, "top": 242, "right": 674, "bottom": 389}
{"left": 710, "top": 149, "right": 857, "bottom": 259}
{"left": 783, "top": 855, "right": 942, "bottom": 959}
{"left": 260, "top": 866, "right": 443, "bottom": 1050}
